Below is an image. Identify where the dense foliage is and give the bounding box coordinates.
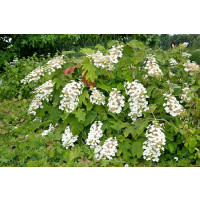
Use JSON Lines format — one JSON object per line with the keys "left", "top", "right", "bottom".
{"left": 1, "top": 39, "right": 200, "bottom": 167}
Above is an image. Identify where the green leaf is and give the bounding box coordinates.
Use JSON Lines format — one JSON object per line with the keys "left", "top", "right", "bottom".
{"left": 73, "top": 108, "right": 86, "bottom": 122}
{"left": 69, "top": 117, "right": 84, "bottom": 135}
{"left": 80, "top": 48, "right": 94, "bottom": 55}
{"left": 82, "top": 63, "right": 98, "bottom": 82}
{"left": 79, "top": 90, "right": 89, "bottom": 106}
{"left": 128, "top": 40, "right": 145, "bottom": 50}
{"left": 131, "top": 138, "right": 146, "bottom": 158}
{"left": 84, "top": 111, "right": 97, "bottom": 126}
{"left": 48, "top": 107, "right": 62, "bottom": 123}
{"left": 110, "top": 120, "right": 128, "bottom": 131}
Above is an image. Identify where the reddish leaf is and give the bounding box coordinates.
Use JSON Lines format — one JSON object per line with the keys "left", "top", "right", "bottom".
{"left": 62, "top": 65, "right": 78, "bottom": 77}
{"left": 82, "top": 72, "right": 95, "bottom": 87}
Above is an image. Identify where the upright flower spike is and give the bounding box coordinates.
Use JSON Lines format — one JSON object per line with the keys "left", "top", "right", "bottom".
{"left": 21, "top": 66, "right": 45, "bottom": 84}
{"left": 163, "top": 94, "right": 185, "bottom": 117}
{"left": 94, "top": 137, "right": 118, "bottom": 160}
{"left": 143, "top": 121, "right": 166, "bottom": 162}
{"left": 86, "top": 121, "right": 103, "bottom": 148}
{"left": 107, "top": 88, "right": 125, "bottom": 114}
{"left": 86, "top": 45, "right": 123, "bottom": 71}
{"left": 124, "top": 80, "right": 149, "bottom": 121}
{"left": 144, "top": 55, "right": 163, "bottom": 78}
{"left": 59, "top": 80, "right": 84, "bottom": 113}
{"left": 89, "top": 87, "right": 105, "bottom": 105}
{"left": 62, "top": 126, "right": 78, "bottom": 149}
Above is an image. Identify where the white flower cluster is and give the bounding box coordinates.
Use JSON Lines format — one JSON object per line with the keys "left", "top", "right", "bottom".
{"left": 143, "top": 121, "right": 166, "bottom": 162}
{"left": 90, "top": 87, "right": 105, "bottom": 105}
{"left": 87, "top": 45, "right": 123, "bottom": 71}
{"left": 59, "top": 80, "right": 84, "bottom": 113}
{"left": 45, "top": 55, "right": 65, "bottom": 75}
{"left": 94, "top": 137, "right": 118, "bottom": 160}
{"left": 183, "top": 60, "right": 199, "bottom": 73}
{"left": 21, "top": 56, "right": 65, "bottom": 84}
{"left": 145, "top": 56, "right": 163, "bottom": 77}
{"left": 169, "top": 58, "right": 178, "bottom": 66}
{"left": 124, "top": 80, "right": 149, "bottom": 121}
{"left": 28, "top": 80, "right": 55, "bottom": 115}
{"left": 182, "top": 52, "right": 191, "bottom": 58}
{"left": 182, "top": 42, "right": 189, "bottom": 48}
{"left": 33, "top": 80, "right": 54, "bottom": 101}
{"left": 107, "top": 88, "right": 125, "bottom": 114}
{"left": 163, "top": 94, "right": 185, "bottom": 117}
{"left": 180, "top": 86, "right": 192, "bottom": 103}
{"left": 21, "top": 66, "right": 45, "bottom": 84}
{"left": 86, "top": 121, "right": 103, "bottom": 148}
{"left": 41, "top": 123, "right": 55, "bottom": 137}
{"left": 62, "top": 126, "right": 78, "bottom": 149}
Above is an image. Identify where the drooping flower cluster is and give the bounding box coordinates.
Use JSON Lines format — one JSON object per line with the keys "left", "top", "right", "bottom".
{"left": 183, "top": 60, "right": 199, "bottom": 73}
{"left": 21, "top": 66, "right": 45, "bottom": 84}
{"left": 182, "top": 52, "right": 191, "bottom": 58}
{"left": 21, "top": 56, "right": 65, "bottom": 84}
{"left": 169, "top": 58, "right": 178, "bottom": 66}
{"left": 62, "top": 126, "right": 78, "bottom": 149}
{"left": 28, "top": 80, "right": 55, "bottom": 115}
{"left": 33, "top": 80, "right": 55, "bottom": 101}
{"left": 59, "top": 80, "right": 84, "bottom": 113}
{"left": 144, "top": 56, "right": 163, "bottom": 77}
{"left": 124, "top": 80, "right": 149, "bottom": 121}
{"left": 107, "top": 88, "right": 125, "bottom": 114}
{"left": 94, "top": 137, "right": 118, "bottom": 160}
{"left": 45, "top": 55, "right": 65, "bottom": 75}
{"left": 87, "top": 45, "right": 123, "bottom": 71}
{"left": 143, "top": 121, "right": 166, "bottom": 162}
{"left": 41, "top": 123, "right": 55, "bottom": 137}
{"left": 180, "top": 86, "right": 192, "bottom": 103}
{"left": 86, "top": 121, "right": 103, "bottom": 148}
{"left": 89, "top": 87, "right": 105, "bottom": 105}
{"left": 163, "top": 94, "right": 185, "bottom": 117}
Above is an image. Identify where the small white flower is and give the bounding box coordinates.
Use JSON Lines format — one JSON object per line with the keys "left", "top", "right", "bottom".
{"left": 174, "top": 157, "right": 178, "bottom": 161}
{"left": 124, "top": 164, "right": 129, "bottom": 167}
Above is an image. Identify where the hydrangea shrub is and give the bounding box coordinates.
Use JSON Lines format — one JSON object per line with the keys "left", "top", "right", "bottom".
{"left": 18, "top": 40, "right": 200, "bottom": 166}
